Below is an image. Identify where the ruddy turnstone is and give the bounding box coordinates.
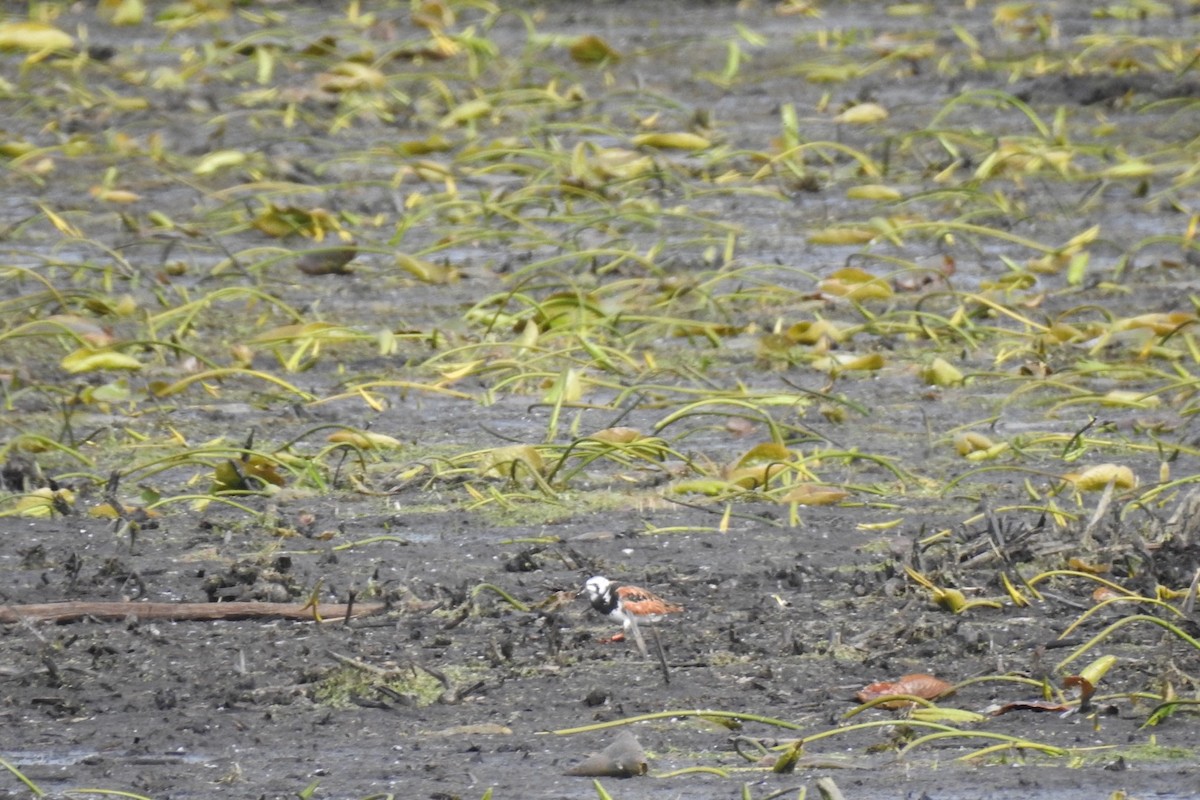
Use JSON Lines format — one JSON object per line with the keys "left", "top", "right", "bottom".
{"left": 581, "top": 575, "right": 683, "bottom": 641}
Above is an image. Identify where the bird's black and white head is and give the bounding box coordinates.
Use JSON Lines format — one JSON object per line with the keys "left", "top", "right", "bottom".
{"left": 582, "top": 575, "right": 619, "bottom": 616}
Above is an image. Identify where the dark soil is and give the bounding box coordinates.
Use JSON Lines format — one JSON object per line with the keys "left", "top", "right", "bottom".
{"left": 3, "top": 2, "right": 1200, "bottom": 799}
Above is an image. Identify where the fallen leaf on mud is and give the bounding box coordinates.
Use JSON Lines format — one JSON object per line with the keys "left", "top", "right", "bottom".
{"left": 569, "top": 34, "right": 621, "bottom": 64}
{"left": 779, "top": 483, "right": 849, "bottom": 506}
{"left": 856, "top": 673, "right": 953, "bottom": 707}
{"left": 89, "top": 503, "right": 160, "bottom": 521}
{"left": 1064, "top": 463, "right": 1137, "bottom": 491}
{"left": 632, "top": 132, "right": 711, "bottom": 151}
{"left": 0, "top": 21, "right": 75, "bottom": 51}
{"left": 1066, "top": 654, "right": 1116, "bottom": 710}
{"left": 834, "top": 102, "right": 889, "bottom": 124}
{"left": 807, "top": 226, "right": 877, "bottom": 246}
{"left": 480, "top": 445, "right": 545, "bottom": 479}
{"left": 192, "top": 149, "right": 246, "bottom": 175}
{"left": 1068, "top": 557, "right": 1111, "bottom": 575}
{"left": 328, "top": 430, "right": 404, "bottom": 450}
{"left": 396, "top": 253, "right": 460, "bottom": 284}
{"left": 922, "top": 356, "right": 964, "bottom": 386}
{"left": 988, "top": 700, "right": 1071, "bottom": 716}
{"left": 564, "top": 730, "right": 647, "bottom": 777}
{"left": 587, "top": 427, "right": 645, "bottom": 444}
{"left": 61, "top": 348, "right": 142, "bottom": 373}
{"left": 818, "top": 267, "right": 893, "bottom": 300}
{"left": 14, "top": 488, "right": 76, "bottom": 518}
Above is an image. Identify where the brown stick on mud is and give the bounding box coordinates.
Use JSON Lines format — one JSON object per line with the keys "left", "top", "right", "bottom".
{"left": 0, "top": 601, "right": 387, "bottom": 625}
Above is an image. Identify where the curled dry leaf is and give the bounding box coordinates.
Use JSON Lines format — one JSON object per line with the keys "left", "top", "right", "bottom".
{"left": 328, "top": 430, "right": 404, "bottom": 450}
{"left": 569, "top": 34, "right": 621, "bottom": 65}
{"left": 1065, "top": 463, "right": 1137, "bottom": 492}
{"left": 922, "top": 356, "right": 964, "bottom": 387}
{"left": 0, "top": 21, "right": 75, "bottom": 51}
{"left": 779, "top": 483, "right": 849, "bottom": 506}
{"left": 396, "top": 253, "right": 460, "bottom": 284}
{"left": 480, "top": 445, "right": 545, "bottom": 479}
{"left": 1067, "top": 557, "right": 1111, "bottom": 575}
{"left": 856, "top": 673, "right": 953, "bottom": 708}
{"left": 811, "top": 352, "right": 885, "bottom": 373}
{"left": 787, "top": 319, "right": 845, "bottom": 344}
{"left": 953, "top": 431, "right": 994, "bottom": 456}
{"left": 61, "top": 348, "right": 142, "bottom": 374}
{"left": 1114, "top": 312, "right": 1195, "bottom": 335}
{"left": 316, "top": 61, "right": 386, "bottom": 93}
{"left": 834, "top": 102, "right": 889, "bottom": 124}
{"left": 587, "top": 427, "right": 644, "bottom": 444}
{"left": 818, "top": 267, "right": 893, "bottom": 300}
{"left": 632, "top": 132, "right": 712, "bottom": 151}
{"left": 14, "top": 488, "right": 76, "bottom": 518}
{"left": 846, "top": 184, "right": 902, "bottom": 201}
{"left": 989, "top": 700, "right": 1071, "bottom": 716}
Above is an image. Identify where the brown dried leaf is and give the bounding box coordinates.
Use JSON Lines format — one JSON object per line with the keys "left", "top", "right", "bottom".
{"left": 856, "top": 673, "right": 953, "bottom": 707}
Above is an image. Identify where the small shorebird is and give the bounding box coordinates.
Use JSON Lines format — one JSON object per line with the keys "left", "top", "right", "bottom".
{"left": 581, "top": 575, "right": 683, "bottom": 642}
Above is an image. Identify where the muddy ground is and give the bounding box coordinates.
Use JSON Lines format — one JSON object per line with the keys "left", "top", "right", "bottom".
{"left": 3, "top": 1, "right": 1200, "bottom": 798}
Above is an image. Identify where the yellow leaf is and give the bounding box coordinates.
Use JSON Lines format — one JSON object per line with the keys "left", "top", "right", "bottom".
{"left": 438, "top": 98, "right": 492, "bottom": 129}
{"left": 922, "top": 356, "right": 964, "bottom": 386}
{"left": 953, "top": 432, "right": 993, "bottom": 455}
{"left": 61, "top": 348, "right": 142, "bottom": 373}
{"left": 543, "top": 367, "right": 583, "bottom": 403}
{"left": 15, "top": 488, "right": 76, "bottom": 518}
{"left": 1100, "top": 390, "right": 1160, "bottom": 408}
{"left": 0, "top": 22, "right": 75, "bottom": 52}
{"left": 588, "top": 427, "right": 644, "bottom": 444}
{"left": 37, "top": 202, "right": 84, "bottom": 239}
{"left": 819, "top": 267, "right": 893, "bottom": 300}
{"left": 193, "top": 149, "right": 246, "bottom": 175}
{"left": 910, "top": 708, "right": 986, "bottom": 724}
{"left": 587, "top": 147, "right": 654, "bottom": 180}
{"left": 807, "top": 226, "right": 877, "bottom": 245}
{"left": 727, "top": 465, "right": 780, "bottom": 489}
{"left": 480, "top": 445, "right": 544, "bottom": 478}
{"left": 671, "top": 479, "right": 737, "bottom": 496}
{"left": 846, "top": 184, "right": 902, "bottom": 201}
{"left": 317, "top": 61, "right": 385, "bottom": 93}
{"left": 779, "top": 483, "right": 849, "bottom": 506}
{"left": 1101, "top": 160, "right": 1155, "bottom": 179}
{"left": 327, "top": 430, "right": 404, "bottom": 449}
{"left": 834, "top": 103, "right": 889, "bottom": 124}
{"left": 1115, "top": 312, "right": 1195, "bottom": 334}
{"left": 1060, "top": 224, "right": 1100, "bottom": 256}
{"left": 812, "top": 352, "right": 885, "bottom": 372}
{"left": 632, "top": 132, "right": 712, "bottom": 151}
{"left": 100, "top": 0, "right": 145, "bottom": 25}
{"left": 1067, "top": 464, "right": 1137, "bottom": 491}
{"left": 1078, "top": 655, "right": 1117, "bottom": 689}
{"left": 886, "top": 3, "right": 934, "bottom": 15}
{"left": 395, "top": 253, "right": 460, "bottom": 284}
{"left": 569, "top": 34, "right": 621, "bottom": 64}
{"left": 90, "top": 186, "right": 142, "bottom": 203}
{"left": 786, "top": 319, "right": 844, "bottom": 344}
{"left": 736, "top": 442, "right": 793, "bottom": 467}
